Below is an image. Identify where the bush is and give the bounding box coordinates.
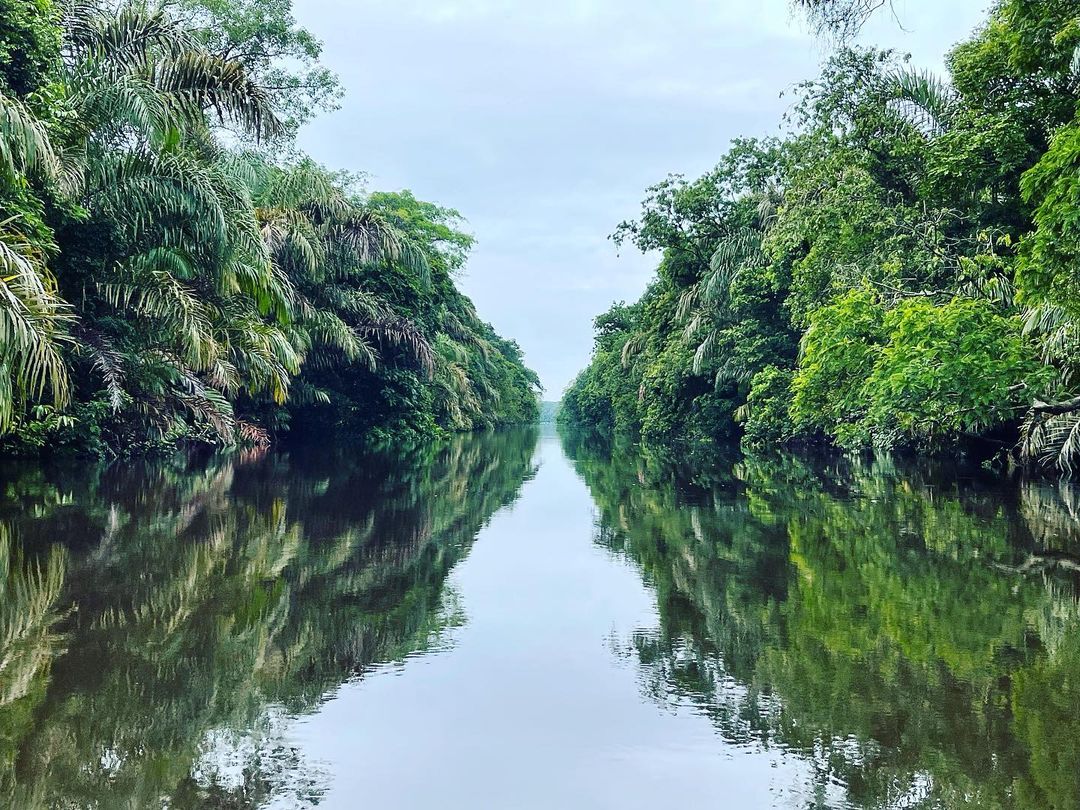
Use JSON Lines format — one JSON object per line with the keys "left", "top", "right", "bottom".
{"left": 791, "top": 292, "right": 1050, "bottom": 450}
{"left": 740, "top": 365, "right": 796, "bottom": 449}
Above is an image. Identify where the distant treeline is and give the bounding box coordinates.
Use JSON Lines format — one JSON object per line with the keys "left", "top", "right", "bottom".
{"left": 561, "top": 0, "right": 1080, "bottom": 472}
{"left": 539, "top": 401, "right": 560, "bottom": 424}
{"left": 0, "top": 0, "right": 540, "bottom": 457}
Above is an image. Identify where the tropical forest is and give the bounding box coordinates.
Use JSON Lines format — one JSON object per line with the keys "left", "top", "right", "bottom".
{"left": 0, "top": 0, "right": 540, "bottom": 458}
{"left": 3, "top": 1, "right": 1080, "bottom": 808}
{"left": 561, "top": 0, "right": 1080, "bottom": 474}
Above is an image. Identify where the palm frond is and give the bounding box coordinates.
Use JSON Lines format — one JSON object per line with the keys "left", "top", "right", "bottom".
{"left": 236, "top": 419, "right": 270, "bottom": 448}
{"left": 676, "top": 286, "right": 700, "bottom": 323}
{"left": 621, "top": 334, "right": 644, "bottom": 368}
{"left": 692, "top": 330, "right": 720, "bottom": 376}
{"left": 332, "top": 210, "right": 430, "bottom": 281}
{"left": 359, "top": 316, "right": 435, "bottom": 377}
{"left": 100, "top": 249, "right": 220, "bottom": 370}
{"left": 703, "top": 228, "right": 761, "bottom": 305}
{"left": 1023, "top": 302, "right": 1080, "bottom": 381}
{"left": 155, "top": 51, "right": 282, "bottom": 141}
{"left": 64, "top": 5, "right": 190, "bottom": 66}
{"left": 68, "top": 66, "right": 178, "bottom": 145}
{"left": 0, "top": 221, "right": 74, "bottom": 430}
{"left": 887, "top": 67, "right": 958, "bottom": 136}
{"left": 78, "top": 329, "right": 127, "bottom": 411}
{"left": 1022, "top": 410, "right": 1080, "bottom": 473}
{"left": 0, "top": 92, "right": 59, "bottom": 180}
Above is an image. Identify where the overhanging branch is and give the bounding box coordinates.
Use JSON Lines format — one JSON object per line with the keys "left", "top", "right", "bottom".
{"left": 1032, "top": 395, "right": 1080, "bottom": 416}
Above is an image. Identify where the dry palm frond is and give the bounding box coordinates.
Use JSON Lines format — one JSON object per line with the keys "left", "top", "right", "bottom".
{"left": 236, "top": 419, "right": 271, "bottom": 449}
{"left": 332, "top": 210, "right": 430, "bottom": 281}
{"left": 692, "top": 330, "right": 720, "bottom": 376}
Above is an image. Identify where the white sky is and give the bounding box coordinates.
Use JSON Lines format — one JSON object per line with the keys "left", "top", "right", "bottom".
{"left": 295, "top": 0, "right": 990, "bottom": 395}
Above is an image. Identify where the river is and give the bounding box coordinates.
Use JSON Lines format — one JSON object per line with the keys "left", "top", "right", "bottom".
{"left": 1, "top": 426, "right": 1078, "bottom": 808}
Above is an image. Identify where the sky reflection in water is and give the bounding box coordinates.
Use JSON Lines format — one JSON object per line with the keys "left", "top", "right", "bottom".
{"left": 1, "top": 428, "right": 1079, "bottom": 808}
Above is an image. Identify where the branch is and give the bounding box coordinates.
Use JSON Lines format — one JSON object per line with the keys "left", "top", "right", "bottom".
{"left": 869, "top": 279, "right": 948, "bottom": 298}
{"left": 991, "top": 552, "right": 1080, "bottom": 576}
{"left": 1032, "top": 395, "right": 1080, "bottom": 416}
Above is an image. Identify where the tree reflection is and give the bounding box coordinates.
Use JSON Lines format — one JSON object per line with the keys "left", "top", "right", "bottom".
{"left": 0, "top": 428, "right": 538, "bottom": 807}
{"left": 563, "top": 429, "right": 1080, "bottom": 809}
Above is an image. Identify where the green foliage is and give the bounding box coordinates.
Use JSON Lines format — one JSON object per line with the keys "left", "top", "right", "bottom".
{"left": 538, "top": 400, "right": 559, "bottom": 423}
{"left": 739, "top": 365, "right": 794, "bottom": 448}
{"left": 171, "top": 0, "right": 343, "bottom": 137}
{"left": 0, "top": 0, "right": 60, "bottom": 97}
{"left": 863, "top": 298, "right": 1048, "bottom": 445}
{"left": 1019, "top": 120, "right": 1080, "bottom": 322}
{"left": 295, "top": 187, "right": 540, "bottom": 437}
{"left": 790, "top": 288, "right": 884, "bottom": 444}
{"left": 564, "top": 140, "right": 789, "bottom": 449}
{"left": 559, "top": 301, "right": 644, "bottom": 435}
{"left": 0, "top": 0, "right": 537, "bottom": 457}
{"left": 564, "top": 1, "right": 1080, "bottom": 471}
{"left": 791, "top": 293, "right": 1047, "bottom": 449}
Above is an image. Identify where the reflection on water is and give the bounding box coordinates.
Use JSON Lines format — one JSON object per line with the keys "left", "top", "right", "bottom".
{"left": 562, "top": 429, "right": 1080, "bottom": 809}
{"left": 0, "top": 429, "right": 539, "bottom": 807}
{"left": 2, "top": 426, "right": 1079, "bottom": 808}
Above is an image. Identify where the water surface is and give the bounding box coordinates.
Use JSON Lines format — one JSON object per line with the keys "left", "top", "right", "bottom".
{"left": 2, "top": 428, "right": 1079, "bottom": 807}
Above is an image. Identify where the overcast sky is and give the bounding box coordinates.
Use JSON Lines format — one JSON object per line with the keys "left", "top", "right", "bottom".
{"left": 294, "top": 0, "right": 989, "bottom": 396}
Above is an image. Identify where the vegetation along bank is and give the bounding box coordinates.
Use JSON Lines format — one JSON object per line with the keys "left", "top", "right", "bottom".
{"left": 0, "top": 0, "right": 540, "bottom": 457}
{"left": 561, "top": 0, "right": 1080, "bottom": 473}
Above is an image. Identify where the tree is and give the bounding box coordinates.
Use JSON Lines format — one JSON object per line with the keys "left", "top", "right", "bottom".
{"left": 0, "top": 0, "right": 539, "bottom": 456}
{"left": 165, "top": 0, "right": 343, "bottom": 137}
{"left": 563, "top": 2, "right": 1080, "bottom": 471}
{"left": 792, "top": 0, "right": 893, "bottom": 39}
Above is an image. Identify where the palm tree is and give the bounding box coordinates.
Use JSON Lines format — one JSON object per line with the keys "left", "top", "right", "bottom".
{"left": 0, "top": 93, "right": 73, "bottom": 431}
{"left": 50, "top": 3, "right": 295, "bottom": 443}
{"left": 675, "top": 181, "right": 775, "bottom": 387}
{"left": 0, "top": 0, "right": 541, "bottom": 452}
{"left": 247, "top": 159, "right": 435, "bottom": 401}
{"left": 886, "top": 67, "right": 959, "bottom": 137}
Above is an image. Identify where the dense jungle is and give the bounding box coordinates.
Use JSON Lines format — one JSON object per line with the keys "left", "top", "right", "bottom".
{"left": 0, "top": 0, "right": 540, "bottom": 458}
{"left": 3, "top": 2, "right": 1080, "bottom": 808}
{"left": 561, "top": 0, "right": 1080, "bottom": 474}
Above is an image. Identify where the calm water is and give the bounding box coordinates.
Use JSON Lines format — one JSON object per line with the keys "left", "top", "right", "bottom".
{"left": 2, "top": 427, "right": 1079, "bottom": 808}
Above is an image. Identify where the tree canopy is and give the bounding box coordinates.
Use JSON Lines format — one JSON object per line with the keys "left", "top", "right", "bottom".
{"left": 0, "top": 0, "right": 539, "bottom": 457}
{"left": 562, "top": 1, "right": 1080, "bottom": 472}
